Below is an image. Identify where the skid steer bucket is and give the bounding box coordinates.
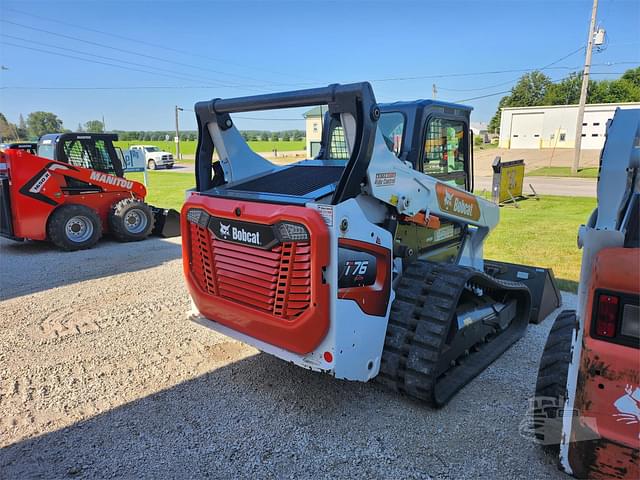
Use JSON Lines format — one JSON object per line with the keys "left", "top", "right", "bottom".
{"left": 151, "top": 207, "right": 181, "bottom": 237}
{"left": 484, "top": 260, "right": 562, "bottom": 324}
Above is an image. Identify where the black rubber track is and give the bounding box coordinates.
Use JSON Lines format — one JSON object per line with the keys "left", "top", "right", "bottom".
{"left": 377, "top": 260, "right": 531, "bottom": 407}
{"left": 534, "top": 309, "right": 576, "bottom": 451}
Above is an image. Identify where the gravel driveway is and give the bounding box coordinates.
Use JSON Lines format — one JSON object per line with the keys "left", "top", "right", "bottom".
{"left": 0, "top": 236, "right": 571, "bottom": 479}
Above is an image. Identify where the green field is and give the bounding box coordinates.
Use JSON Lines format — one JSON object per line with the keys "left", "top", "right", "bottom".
{"left": 125, "top": 171, "right": 194, "bottom": 211}
{"left": 527, "top": 166, "right": 599, "bottom": 178}
{"left": 129, "top": 170, "right": 594, "bottom": 293}
{"left": 484, "top": 195, "right": 595, "bottom": 292}
{"left": 115, "top": 140, "right": 305, "bottom": 156}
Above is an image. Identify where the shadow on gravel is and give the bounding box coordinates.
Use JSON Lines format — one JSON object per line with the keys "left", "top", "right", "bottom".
{"left": 0, "top": 237, "right": 182, "bottom": 301}
{"left": 0, "top": 353, "right": 562, "bottom": 479}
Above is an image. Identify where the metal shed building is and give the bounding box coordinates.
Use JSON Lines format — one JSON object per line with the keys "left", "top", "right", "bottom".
{"left": 498, "top": 102, "right": 640, "bottom": 149}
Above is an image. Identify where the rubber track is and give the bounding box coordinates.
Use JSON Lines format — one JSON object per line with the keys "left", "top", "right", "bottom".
{"left": 377, "top": 260, "right": 531, "bottom": 407}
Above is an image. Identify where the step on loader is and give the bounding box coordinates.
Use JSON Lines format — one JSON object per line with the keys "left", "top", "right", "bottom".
{"left": 0, "top": 132, "right": 180, "bottom": 251}
{"left": 182, "top": 82, "right": 561, "bottom": 406}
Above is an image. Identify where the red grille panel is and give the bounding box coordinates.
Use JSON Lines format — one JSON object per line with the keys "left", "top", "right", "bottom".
{"left": 189, "top": 225, "right": 311, "bottom": 320}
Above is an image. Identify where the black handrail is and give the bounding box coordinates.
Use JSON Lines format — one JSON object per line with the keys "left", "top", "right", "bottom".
{"left": 193, "top": 82, "right": 380, "bottom": 205}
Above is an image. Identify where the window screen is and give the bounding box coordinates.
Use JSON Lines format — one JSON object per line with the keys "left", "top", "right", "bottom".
{"left": 423, "top": 118, "right": 467, "bottom": 186}
{"left": 63, "top": 139, "right": 117, "bottom": 174}
{"left": 328, "top": 124, "right": 349, "bottom": 159}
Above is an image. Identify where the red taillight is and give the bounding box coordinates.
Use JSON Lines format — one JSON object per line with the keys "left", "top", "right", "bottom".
{"left": 595, "top": 294, "right": 619, "bottom": 338}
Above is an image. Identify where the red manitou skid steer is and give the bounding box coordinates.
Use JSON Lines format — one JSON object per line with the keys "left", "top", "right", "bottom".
{"left": 534, "top": 108, "right": 639, "bottom": 478}
{"left": 0, "top": 132, "right": 179, "bottom": 251}
{"left": 181, "top": 82, "right": 561, "bottom": 406}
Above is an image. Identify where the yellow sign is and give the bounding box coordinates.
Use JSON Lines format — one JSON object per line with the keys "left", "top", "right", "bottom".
{"left": 498, "top": 162, "right": 525, "bottom": 203}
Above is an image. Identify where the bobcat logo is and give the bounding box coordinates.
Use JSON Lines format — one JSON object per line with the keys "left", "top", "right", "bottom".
{"left": 219, "top": 222, "right": 230, "bottom": 238}
{"left": 444, "top": 189, "right": 454, "bottom": 208}
{"left": 614, "top": 384, "right": 640, "bottom": 439}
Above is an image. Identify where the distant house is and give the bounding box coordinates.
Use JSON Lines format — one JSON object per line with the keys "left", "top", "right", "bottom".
{"left": 471, "top": 122, "right": 491, "bottom": 143}
{"left": 304, "top": 106, "right": 324, "bottom": 157}
{"left": 498, "top": 102, "right": 640, "bottom": 150}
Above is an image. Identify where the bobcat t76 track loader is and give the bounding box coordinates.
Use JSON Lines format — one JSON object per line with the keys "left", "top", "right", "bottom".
{"left": 182, "top": 82, "right": 560, "bottom": 406}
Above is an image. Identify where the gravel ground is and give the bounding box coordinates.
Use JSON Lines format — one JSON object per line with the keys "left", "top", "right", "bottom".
{"left": 0, "top": 236, "right": 573, "bottom": 479}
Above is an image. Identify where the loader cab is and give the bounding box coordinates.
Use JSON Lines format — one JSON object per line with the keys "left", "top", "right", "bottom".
{"left": 37, "top": 133, "right": 124, "bottom": 177}
{"left": 321, "top": 100, "right": 473, "bottom": 192}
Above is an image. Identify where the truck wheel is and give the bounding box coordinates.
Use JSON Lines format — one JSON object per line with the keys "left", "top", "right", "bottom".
{"left": 147, "top": 160, "right": 156, "bottom": 170}
{"left": 109, "top": 198, "right": 154, "bottom": 242}
{"left": 534, "top": 310, "right": 576, "bottom": 452}
{"left": 47, "top": 204, "right": 103, "bottom": 251}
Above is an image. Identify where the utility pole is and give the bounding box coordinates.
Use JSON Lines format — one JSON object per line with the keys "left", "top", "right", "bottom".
{"left": 102, "top": 114, "right": 106, "bottom": 132}
{"left": 572, "top": 0, "right": 599, "bottom": 174}
{"left": 432, "top": 83, "right": 437, "bottom": 99}
{"left": 175, "top": 106, "right": 183, "bottom": 161}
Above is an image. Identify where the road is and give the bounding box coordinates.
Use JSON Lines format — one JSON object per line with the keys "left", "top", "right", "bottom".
{"left": 475, "top": 175, "right": 597, "bottom": 198}
{"left": 0, "top": 236, "right": 569, "bottom": 479}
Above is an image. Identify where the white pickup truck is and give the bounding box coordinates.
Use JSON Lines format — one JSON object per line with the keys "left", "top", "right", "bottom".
{"left": 130, "top": 145, "right": 174, "bottom": 170}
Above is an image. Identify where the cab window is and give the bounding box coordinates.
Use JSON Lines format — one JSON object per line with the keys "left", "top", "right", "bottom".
{"left": 422, "top": 118, "right": 467, "bottom": 187}
{"left": 63, "top": 139, "right": 117, "bottom": 174}
{"left": 326, "top": 112, "right": 405, "bottom": 160}
{"left": 378, "top": 112, "right": 404, "bottom": 157}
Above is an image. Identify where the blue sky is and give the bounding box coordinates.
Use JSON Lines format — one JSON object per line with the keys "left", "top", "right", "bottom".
{"left": 1, "top": 0, "right": 638, "bottom": 132}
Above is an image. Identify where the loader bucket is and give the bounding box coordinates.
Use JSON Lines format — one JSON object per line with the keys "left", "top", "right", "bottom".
{"left": 151, "top": 207, "right": 181, "bottom": 237}
{"left": 484, "top": 260, "right": 562, "bottom": 324}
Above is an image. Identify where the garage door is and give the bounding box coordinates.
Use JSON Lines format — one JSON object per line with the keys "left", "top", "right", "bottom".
{"left": 580, "top": 110, "right": 609, "bottom": 149}
{"left": 510, "top": 113, "right": 544, "bottom": 149}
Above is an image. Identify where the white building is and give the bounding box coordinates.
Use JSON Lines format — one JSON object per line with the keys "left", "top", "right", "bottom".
{"left": 498, "top": 102, "right": 640, "bottom": 149}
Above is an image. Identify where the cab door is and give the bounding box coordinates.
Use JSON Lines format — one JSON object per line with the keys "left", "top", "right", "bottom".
{"left": 420, "top": 116, "right": 472, "bottom": 192}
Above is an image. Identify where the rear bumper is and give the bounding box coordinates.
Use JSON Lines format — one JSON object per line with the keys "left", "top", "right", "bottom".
{"left": 188, "top": 306, "right": 333, "bottom": 372}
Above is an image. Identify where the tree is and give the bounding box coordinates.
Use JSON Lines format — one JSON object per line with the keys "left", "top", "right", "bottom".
{"left": 270, "top": 132, "right": 279, "bottom": 141}
{"left": 26, "top": 111, "right": 63, "bottom": 138}
{"left": 17, "top": 114, "right": 27, "bottom": 139}
{"left": 490, "top": 71, "right": 554, "bottom": 132}
{"left": 77, "top": 123, "right": 85, "bottom": 132}
{"left": 621, "top": 66, "right": 640, "bottom": 88}
{"left": 262, "top": 132, "right": 270, "bottom": 141}
{"left": 543, "top": 73, "right": 583, "bottom": 105}
{"left": 0, "top": 113, "right": 18, "bottom": 141}
{"left": 84, "top": 120, "right": 104, "bottom": 133}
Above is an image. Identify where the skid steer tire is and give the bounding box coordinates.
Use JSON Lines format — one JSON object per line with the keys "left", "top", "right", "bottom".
{"left": 109, "top": 198, "right": 155, "bottom": 242}
{"left": 534, "top": 310, "right": 576, "bottom": 452}
{"left": 47, "top": 204, "right": 103, "bottom": 251}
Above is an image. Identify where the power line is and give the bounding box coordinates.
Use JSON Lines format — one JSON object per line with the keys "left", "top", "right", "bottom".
{"left": 0, "top": 19, "right": 266, "bottom": 91}
{"left": 0, "top": 34, "right": 251, "bottom": 88}
{"left": 4, "top": 6, "right": 313, "bottom": 84}
{"left": 0, "top": 41, "right": 258, "bottom": 87}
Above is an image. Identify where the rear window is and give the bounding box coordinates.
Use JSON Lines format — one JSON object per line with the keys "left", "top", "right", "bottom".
{"left": 326, "top": 112, "right": 406, "bottom": 160}
{"left": 37, "top": 143, "right": 55, "bottom": 160}
{"left": 63, "top": 139, "right": 117, "bottom": 174}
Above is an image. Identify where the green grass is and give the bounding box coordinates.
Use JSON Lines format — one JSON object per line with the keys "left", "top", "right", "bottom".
{"left": 527, "top": 167, "right": 599, "bottom": 178}
{"left": 126, "top": 171, "right": 594, "bottom": 293}
{"left": 483, "top": 195, "right": 596, "bottom": 292}
{"left": 115, "top": 139, "right": 305, "bottom": 156}
{"left": 125, "top": 171, "right": 194, "bottom": 211}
